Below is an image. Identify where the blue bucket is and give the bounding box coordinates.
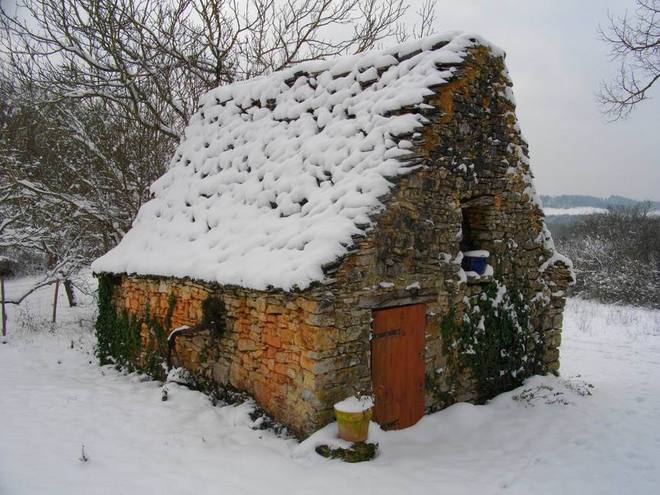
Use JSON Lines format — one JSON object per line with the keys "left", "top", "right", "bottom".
{"left": 462, "top": 251, "right": 489, "bottom": 275}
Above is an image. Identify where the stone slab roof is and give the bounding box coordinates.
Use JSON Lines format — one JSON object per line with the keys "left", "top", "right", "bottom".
{"left": 92, "top": 32, "right": 502, "bottom": 290}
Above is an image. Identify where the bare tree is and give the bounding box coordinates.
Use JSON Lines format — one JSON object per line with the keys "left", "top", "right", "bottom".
{"left": 0, "top": 0, "right": 424, "bottom": 141}
{"left": 599, "top": 0, "right": 660, "bottom": 119}
{"left": 0, "top": 0, "right": 436, "bottom": 307}
{"left": 0, "top": 66, "right": 168, "bottom": 296}
{"left": 397, "top": 0, "right": 436, "bottom": 41}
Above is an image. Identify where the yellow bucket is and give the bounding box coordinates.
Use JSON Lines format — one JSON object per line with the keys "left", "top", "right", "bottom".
{"left": 334, "top": 407, "right": 372, "bottom": 443}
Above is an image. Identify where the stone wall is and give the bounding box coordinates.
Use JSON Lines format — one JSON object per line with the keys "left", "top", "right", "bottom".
{"left": 111, "top": 275, "right": 344, "bottom": 437}
{"left": 105, "top": 45, "right": 571, "bottom": 438}
{"left": 283, "top": 44, "right": 573, "bottom": 415}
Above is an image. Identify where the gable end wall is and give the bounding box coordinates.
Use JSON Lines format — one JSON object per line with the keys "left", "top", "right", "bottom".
{"left": 303, "top": 45, "right": 572, "bottom": 418}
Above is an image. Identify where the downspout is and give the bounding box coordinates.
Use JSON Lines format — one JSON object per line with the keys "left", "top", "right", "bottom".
{"left": 166, "top": 323, "right": 214, "bottom": 370}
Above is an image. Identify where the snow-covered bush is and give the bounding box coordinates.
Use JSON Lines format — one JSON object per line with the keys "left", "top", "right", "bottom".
{"left": 15, "top": 301, "right": 40, "bottom": 334}
{"left": 554, "top": 205, "right": 660, "bottom": 308}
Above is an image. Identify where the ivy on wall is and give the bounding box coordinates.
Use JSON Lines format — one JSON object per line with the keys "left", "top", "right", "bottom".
{"left": 95, "top": 274, "right": 175, "bottom": 379}
{"left": 95, "top": 275, "right": 229, "bottom": 380}
{"left": 201, "top": 296, "right": 227, "bottom": 336}
{"left": 434, "top": 280, "right": 544, "bottom": 403}
{"left": 96, "top": 274, "right": 141, "bottom": 369}
{"left": 140, "top": 294, "right": 175, "bottom": 379}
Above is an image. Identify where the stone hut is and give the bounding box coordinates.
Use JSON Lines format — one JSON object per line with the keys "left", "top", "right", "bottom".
{"left": 92, "top": 33, "right": 573, "bottom": 438}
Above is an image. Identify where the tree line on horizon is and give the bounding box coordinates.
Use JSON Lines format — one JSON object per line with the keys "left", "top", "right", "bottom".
{"left": 541, "top": 195, "right": 660, "bottom": 210}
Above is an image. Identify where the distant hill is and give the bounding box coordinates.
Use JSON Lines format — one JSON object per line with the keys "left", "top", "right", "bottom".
{"left": 540, "top": 195, "right": 660, "bottom": 210}
{"left": 541, "top": 194, "right": 660, "bottom": 227}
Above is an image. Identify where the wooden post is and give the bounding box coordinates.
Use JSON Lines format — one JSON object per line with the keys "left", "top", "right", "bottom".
{"left": 1, "top": 275, "right": 6, "bottom": 337}
{"left": 52, "top": 279, "right": 60, "bottom": 324}
{"left": 63, "top": 279, "right": 77, "bottom": 307}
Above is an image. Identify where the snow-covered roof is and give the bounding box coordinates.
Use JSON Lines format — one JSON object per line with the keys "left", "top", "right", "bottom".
{"left": 92, "top": 32, "right": 501, "bottom": 290}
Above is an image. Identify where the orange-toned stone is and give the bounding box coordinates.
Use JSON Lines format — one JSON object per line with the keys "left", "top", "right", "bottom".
{"left": 300, "top": 354, "right": 317, "bottom": 373}
{"left": 297, "top": 298, "right": 318, "bottom": 314}
{"left": 264, "top": 333, "right": 281, "bottom": 348}
{"left": 274, "top": 363, "right": 289, "bottom": 376}
{"left": 279, "top": 327, "right": 294, "bottom": 345}
{"left": 237, "top": 339, "right": 257, "bottom": 351}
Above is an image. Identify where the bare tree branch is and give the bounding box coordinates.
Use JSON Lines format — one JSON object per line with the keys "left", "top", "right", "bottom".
{"left": 0, "top": 0, "right": 434, "bottom": 289}
{"left": 598, "top": 0, "right": 659, "bottom": 119}
{"left": 0, "top": 0, "right": 416, "bottom": 140}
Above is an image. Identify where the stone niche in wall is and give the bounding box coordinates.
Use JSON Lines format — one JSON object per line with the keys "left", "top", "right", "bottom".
{"left": 459, "top": 195, "right": 503, "bottom": 255}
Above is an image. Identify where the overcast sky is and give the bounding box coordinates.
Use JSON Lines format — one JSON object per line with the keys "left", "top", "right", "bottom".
{"left": 409, "top": 0, "right": 658, "bottom": 200}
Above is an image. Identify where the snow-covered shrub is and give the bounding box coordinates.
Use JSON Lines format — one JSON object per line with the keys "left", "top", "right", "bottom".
{"left": 554, "top": 205, "right": 660, "bottom": 308}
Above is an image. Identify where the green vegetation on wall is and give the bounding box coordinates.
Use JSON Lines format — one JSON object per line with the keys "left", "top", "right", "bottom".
{"left": 436, "top": 281, "right": 543, "bottom": 403}
{"left": 95, "top": 274, "right": 175, "bottom": 379}
{"left": 201, "top": 296, "right": 227, "bottom": 336}
{"left": 140, "top": 294, "right": 175, "bottom": 379}
{"left": 96, "top": 274, "right": 141, "bottom": 369}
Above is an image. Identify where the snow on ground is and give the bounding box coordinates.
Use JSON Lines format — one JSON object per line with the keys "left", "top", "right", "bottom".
{"left": 543, "top": 207, "right": 609, "bottom": 216}
{"left": 1, "top": 277, "right": 659, "bottom": 494}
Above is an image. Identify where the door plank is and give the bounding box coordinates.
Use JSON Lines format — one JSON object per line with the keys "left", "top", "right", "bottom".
{"left": 371, "top": 304, "right": 426, "bottom": 430}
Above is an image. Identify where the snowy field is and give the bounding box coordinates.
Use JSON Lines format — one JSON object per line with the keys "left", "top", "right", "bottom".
{"left": 543, "top": 206, "right": 610, "bottom": 216}
{"left": 1, "top": 277, "right": 659, "bottom": 495}
{"left": 543, "top": 206, "right": 660, "bottom": 216}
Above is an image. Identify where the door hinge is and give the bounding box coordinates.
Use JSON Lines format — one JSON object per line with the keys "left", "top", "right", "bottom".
{"left": 380, "top": 419, "right": 399, "bottom": 430}
{"left": 372, "top": 328, "right": 402, "bottom": 339}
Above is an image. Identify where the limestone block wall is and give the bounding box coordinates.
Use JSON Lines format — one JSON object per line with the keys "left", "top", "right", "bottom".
{"left": 110, "top": 275, "right": 342, "bottom": 437}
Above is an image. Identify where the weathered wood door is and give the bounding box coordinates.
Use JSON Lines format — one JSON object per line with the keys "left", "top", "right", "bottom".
{"left": 371, "top": 303, "right": 426, "bottom": 430}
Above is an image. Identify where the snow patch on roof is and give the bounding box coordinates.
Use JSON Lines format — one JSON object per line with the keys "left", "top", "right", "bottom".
{"left": 92, "top": 32, "right": 500, "bottom": 290}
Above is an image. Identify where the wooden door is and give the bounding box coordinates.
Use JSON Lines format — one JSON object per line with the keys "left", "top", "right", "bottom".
{"left": 371, "top": 303, "right": 426, "bottom": 430}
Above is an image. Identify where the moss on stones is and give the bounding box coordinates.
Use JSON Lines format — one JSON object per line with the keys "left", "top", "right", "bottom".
{"left": 315, "top": 442, "right": 378, "bottom": 463}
